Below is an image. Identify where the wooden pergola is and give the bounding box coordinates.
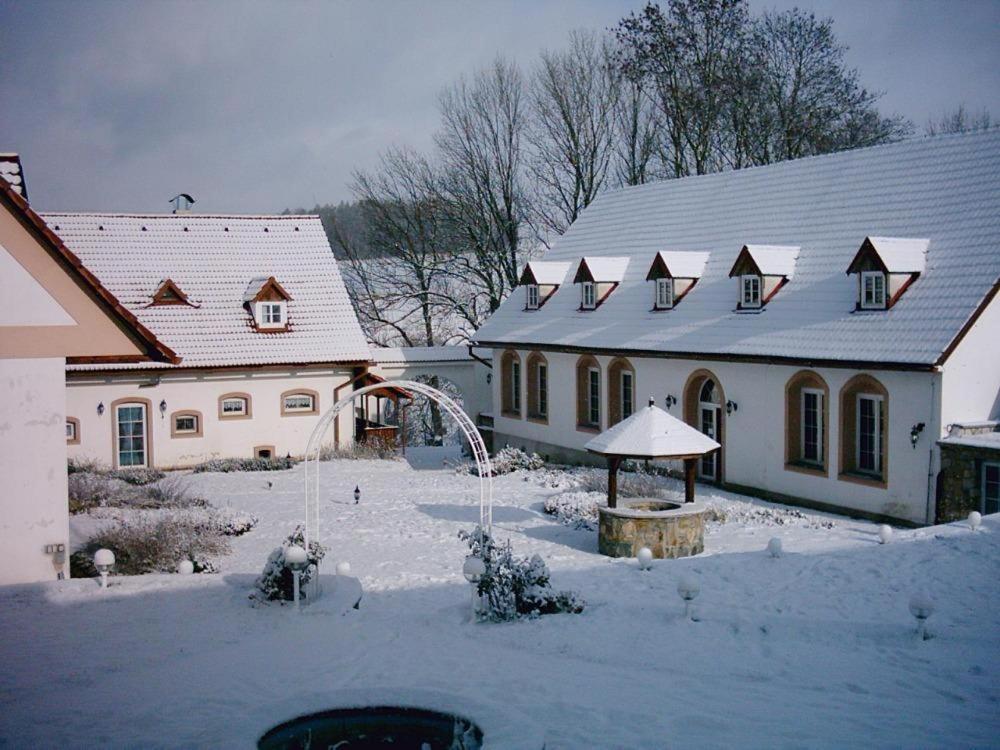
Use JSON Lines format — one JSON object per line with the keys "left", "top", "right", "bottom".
{"left": 354, "top": 372, "right": 413, "bottom": 451}
{"left": 585, "top": 398, "right": 721, "bottom": 508}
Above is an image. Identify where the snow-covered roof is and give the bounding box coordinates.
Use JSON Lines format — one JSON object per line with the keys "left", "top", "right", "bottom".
{"left": 574, "top": 256, "right": 630, "bottom": 283}
{"left": 371, "top": 345, "right": 481, "bottom": 364}
{"left": 585, "top": 401, "right": 720, "bottom": 458}
{"left": 649, "top": 251, "right": 710, "bottom": 279}
{"left": 0, "top": 154, "right": 27, "bottom": 200}
{"left": 474, "top": 130, "right": 1000, "bottom": 367}
{"left": 939, "top": 432, "right": 1000, "bottom": 451}
{"left": 45, "top": 213, "right": 371, "bottom": 370}
{"left": 735, "top": 245, "right": 800, "bottom": 277}
{"left": 859, "top": 236, "right": 929, "bottom": 274}
{"left": 520, "top": 261, "right": 571, "bottom": 286}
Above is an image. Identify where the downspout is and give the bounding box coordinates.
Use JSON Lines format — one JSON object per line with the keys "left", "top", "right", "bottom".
{"left": 925, "top": 373, "right": 938, "bottom": 525}
{"left": 467, "top": 344, "right": 493, "bottom": 369}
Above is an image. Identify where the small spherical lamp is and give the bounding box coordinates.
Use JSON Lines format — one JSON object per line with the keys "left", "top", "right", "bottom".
{"left": 878, "top": 524, "right": 893, "bottom": 544}
{"left": 335, "top": 561, "right": 351, "bottom": 577}
{"left": 767, "top": 537, "right": 783, "bottom": 558}
{"left": 909, "top": 592, "right": 935, "bottom": 640}
{"left": 968, "top": 511, "right": 982, "bottom": 532}
{"left": 677, "top": 574, "right": 700, "bottom": 621}
{"left": 637, "top": 547, "right": 653, "bottom": 571}
{"left": 94, "top": 548, "right": 115, "bottom": 588}
{"left": 284, "top": 545, "right": 309, "bottom": 609}
{"left": 177, "top": 560, "right": 194, "bottom": 575}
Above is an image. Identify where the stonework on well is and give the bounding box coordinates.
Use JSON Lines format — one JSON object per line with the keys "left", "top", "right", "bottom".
{"left": 598, "top": 500, "right": 706, "bottom": 559}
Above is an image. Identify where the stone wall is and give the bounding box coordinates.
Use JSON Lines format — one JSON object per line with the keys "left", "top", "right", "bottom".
{"left": 598, "top": 502, "right": 705, "bottom": 559}
{"left": 937, "top": 443, "right": 1000, "bottom": 523}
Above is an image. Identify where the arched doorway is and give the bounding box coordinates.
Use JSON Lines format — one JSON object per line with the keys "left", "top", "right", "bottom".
{"left": 684, "top": 370, "right": 725, "bottom": 483}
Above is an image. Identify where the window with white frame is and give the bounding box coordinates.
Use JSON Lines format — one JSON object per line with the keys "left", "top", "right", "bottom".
{"left": 983, "top": 462, "right": 1000, "bottom": 515}
{"left": 741, "top": 275, "right": 761, "bottom": 308}
{"left": 66, "top": 420, "right": 77, "bottom": 442}
{"left": 174, "top": 414, "right": 199, "bottom": 433}
{"left": 621, "top": 370, "right": 634, "bottom": 420}
{"left": 655, "top": 278, "right": 673, "bottom": 309}
{"left": 800, "top": 388, "right": 824, "bottom": 465}
{"left": 588, "top": 367, "right": 600, "bottom": 426}
{"left": 581, "top": 281, "right": 596, "bottom": 310}
{"left": 537, "top": 363, "right": 548, "bottom": 418}
{"left": 256, "top": 301, "right": 286, "bottom": 329}
{"left": 526, "top": 284, "right": 540, "bottom": 310}
{"left": 511, "top": 360, "right": 521, "bottom": 413}
{"left": 860, "top": 271, "right": 886, "bottom": 309}
{"left": 856, "top": 394, "right": 884, "bottom": 474}
{"left": 283, "top": 393, "right": 315, "bottom": 413}
{"left": 221, "top": 397, "right": 248, "bottom": 417}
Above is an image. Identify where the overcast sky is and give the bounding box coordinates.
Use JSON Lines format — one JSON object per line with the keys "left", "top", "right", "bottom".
{"left": 2, "top": 0, "right": 998, "bottom": 214}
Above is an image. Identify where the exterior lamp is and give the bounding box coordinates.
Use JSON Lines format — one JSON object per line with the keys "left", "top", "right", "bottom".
{"left": 354, "top": 485, "right": 361, "bottom": 504}
{"left": 637, "top": 547, "right": 653, "bottom": 571}
{"left": 486, "top": 372, "right": 492, "bottom": 385}
{"left": 284, "top": 544, "right": 309, "bottom": 610}
{"left": 878, "top": 524, "right": 893, "bottom": 544}
{"left": 664, "top": 395, "right": 677, "bottom": 410}
{"left": 177, "top": 560, "right": 194, "bottom": 575}
{"left": 159, "top": 399, "right": 167, "bottom": 417}
{"left": 910, "top": 422, "right": 925, "bottom": 448}
{"left": 335, "top": 561, "right": 351, "bottom": 576}
{"left": 463, "top": 555, "right": 486, "bottom": 621}
{"left": 726, "top": 400, "right": 738, "bottom": 416}
{"left": 767, "top": 537, "right": 783, "bottom": 558}
{"left": 97, "top": 402, "right": 105, "bottom": 417}
{"left": 968, "top": 511, "right": 982, "bottom": 532}
{"left": 908, "top": 592, "right": 934, "bottom": 640}
{"left": 94, "top": 548, "right": 115, "bottom": 588}
{"left": 677, "top": 574, "right": 700, "bottom": 621}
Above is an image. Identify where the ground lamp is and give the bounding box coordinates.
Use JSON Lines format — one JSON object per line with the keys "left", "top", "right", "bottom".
{"left": 354, "top": 485, "right": 361, "bottom": 504}
{"left": 463, "top": 555, "right": 486, "bottom": 620}
{"left": 909, "top": 592, "right": 935, "bottom": 640}
{"left": 878, "top": 524, "right": 893, "bottom": 544}
{"left": 336, "top": 561, "right": 351, "bottom": 576}
{"left": 177, "top": 560, "right": 194, "bottom": 575}
{"left": 767, "top": 537, "right": 783, "bottom": 558}
{"left": 968, "top": 511, "right": 982, "bottom": 532}
{"left": 637, "top": 547, "right": 653, "bottom": 571}
{"left": 94, "top": 548, "right": 115, "bottom": 588}
{"left": 285, "top": 544, "right": 309, "bottom": 610}
{"left": 677, "top": 575, "right": 700, "bottom": 621}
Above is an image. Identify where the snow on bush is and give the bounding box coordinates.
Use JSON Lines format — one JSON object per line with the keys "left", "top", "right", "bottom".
{"left": 318, "top": 442, "right": 401, "bottom": 461}
{"left": 704, "top": 503, "right": 836, "bottom": 529}
{"left": 109, "top": 467, "right": 166, "bottom": 486}
{"left": 455, "top": 446, "right": 545, "bottom": 477}
{"left": 252, "top": 526, "right": 326, "bottom": 604}
{"left": 69, "top": 473, "right": 208, "bottom": 514}
{"left": 542, "top": 491, "right": 607, "bottom": 530}
{"left": 212, "top": 507, "right": 259, "bottom": 536}
{"left": 459, "top": 527, "right": 584, "bottom": 621}
{"left": 191, "top": 456, "right": 298, "bottom": 473}
{"left": 570, "top": 466, "right": 667, "bottom": 498}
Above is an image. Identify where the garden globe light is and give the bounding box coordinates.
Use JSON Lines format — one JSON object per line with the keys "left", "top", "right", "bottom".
{"left": 94, "top": 548, "right": 115, "bottom": 589}
{"left": 909, "top": 592, "right": 935, "bottom": 640}
{"left": 968, "top": 511, "right": 982, "bottom": 532}
{"left": 463, "top": 555, "right": 486, "bottom": 621}
{"left": 177, "top": 560, "right": 194, "bottom": 575}
{"left": 335, "top": 561, "right": 351, "bottom": 577}
{"left": 767, "top": 537, "right": 783, "bottom": 558}
{"left": 637, "top": 547, "right": 653, "bottom": 571}
{"left": 677, "top": 574, "right": 700, "bottom": 621}
{"left": 285, "top": 545, "right": 309, "bottom": 610}
{"left": 878, "top": 524, "right": 893, "bottom": 544}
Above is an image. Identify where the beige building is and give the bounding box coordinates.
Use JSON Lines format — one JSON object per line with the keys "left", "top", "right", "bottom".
{"left": 0, "top": 168, "right": 176, "bottom": 583}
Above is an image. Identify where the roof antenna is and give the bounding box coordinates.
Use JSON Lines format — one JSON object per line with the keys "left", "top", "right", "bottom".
{"left": 169, "top": 193, "right": 195, "bottom": 214}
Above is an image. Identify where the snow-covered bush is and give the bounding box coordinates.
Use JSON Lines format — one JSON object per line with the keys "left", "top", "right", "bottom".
{"left": 571, "top": 466, "right": 666, "bottom": 498}
{"left": 213, "top": 507, "right": 259, "bottom": 536}
{"left": 67, "top": 457, "right": 106, "bottom": 475}
{"left": 191, "top": 456, "right": 298, "bottom": 473}
{"left": 459, "top": 527, "right": 584, "bottom": 622}
{"left": 543, "top": 491, "right": 606, "bottom": 530}
{"left": 456, "top": 446, "right": 545, "bottom": 477}
{"left": 69, "top": 473, "right": 208, "bottom": 514}
{"left": 318, "top": 442, "right": 400, "bottom": 461}
{"left": 109, "top": 467, "right": 166, "bottom": 486}
{"left": 252, "top": 526, "right": 326, "bottom": 603}
{"left": 77, "top": 514, "right": 230, "bottom": 575}
{"left": 68, "top": 472, "right": 130, "bottom": 513}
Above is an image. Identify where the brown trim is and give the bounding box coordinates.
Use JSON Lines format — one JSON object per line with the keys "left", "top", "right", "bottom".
{"left": 936, "top": 276, "right": 1000, "bottom": 366}
{"left": 66, "top": 359, "right": 372, "bottom": 377}
{"left": 254, "top": 445, "right": 276, "bottom": 459}
{"left": 845, "top": 238, "right": 890, "bottom": 275}
{"left": 280, "top": 388, "right": 320, "bottom": 416}
{"left": 607, "top": 356, "right": 635, "bottom": 427}
{"left": 783, "top": 370, "right": 830, "bottom": 476}
{"left": 250, "top": 277, "right": 292, "bottom": 302}
{"left": 761, "top": 276, "right": 788, "bottom": 305}
{"left": 838, "top": 373, "right": 889, "bottom": 486}
{"left": 886, "top": 274, "right": 917, "bottom": 309}
{"left": 218, "top": 392, "right": 253, "bottom": 420}
{"left": 0, "top": 180, "right": 179, "bottom": 364}
{"left": 645, "top": 253, "right": 671, "bottom": 281}
{"left": 170, "top": 410, "right": 203, "bottom": 438}
{"left": 470, "top": 341, "right": 938, "bottom": 373}
{"left": 728, "top": 246, "right": 762, "bottom": 278}
{"left": 499, "top": 349, "right": 522, "bottom": 418}
{"left": 683, "top": 369, "right": 725, "bottom": 484}
{"left": 576, "top": 354, "right": 601, "bottom": 430}
{"left": 109, "top": 397, "right": 154, "bottom": 469}
{"left": 525, "top": 351, "right": 548, "bottom": 423}
{"left": 66, "top": 417, "right": 80, "bottom": 445}
{"left": 150, "top": 278, "right": 194, "bottom": 307}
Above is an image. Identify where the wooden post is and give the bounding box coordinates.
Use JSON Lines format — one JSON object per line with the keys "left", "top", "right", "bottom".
{"left": 400, "top": 402, "right": 407, "bottom": 456}
{"left": 684, "top": 457, "right": 696, "bottom": 503}
{"left": 607, "top": 455, "right": 622, "bottom": 509}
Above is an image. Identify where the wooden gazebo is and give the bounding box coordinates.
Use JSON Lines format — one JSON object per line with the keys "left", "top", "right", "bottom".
{"left": 585, "top": 398, "right": 720, "bottom": 507}
{"left": 354, "top": 372, "right": 413, "bottom": 450}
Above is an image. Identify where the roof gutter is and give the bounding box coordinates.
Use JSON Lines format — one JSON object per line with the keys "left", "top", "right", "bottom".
{"left": 467, "top": 344, "right": 492, "bottom": 369}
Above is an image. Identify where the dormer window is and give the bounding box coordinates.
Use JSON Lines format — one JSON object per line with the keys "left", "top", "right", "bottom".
{"left": 518, "top": 261, "right": 570, "bottom": 311}
{"left": 646, "top": 250, "right": 708, "bottom": 311}
{"left": 847, "top": 237, "right": 928, "bottom": 311}
{"left": 573, "top": 256, "right": 629, "bottom": 312}
{"left": 728, "top": 245, "right": 799, "bottom": 311}
{"left": 655, "top": 278, "right": 673, "bottom": 309}
{"left": 150, "top": 278, "right": 195, "bottom": 307}
{"left": 243, "top": 276, "right": 292, "bottom": 332}
{"left": 581, "top": 281, "right": 596, "bottom": 310}
{"left": 526, "top": 284, "right": 540, "bottom": 310}
{"left": 257, "top": 301, "right": 285, "bottom": 328}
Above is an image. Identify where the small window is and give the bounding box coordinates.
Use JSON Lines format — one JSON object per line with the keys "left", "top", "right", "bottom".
{"left": 256, "top": 301, "right": 286, "bottom": 329}
{"left": 219, "top": 394, "right": 251, "bottom": 419}
{"left": 175, "top": 414, "right": 198, "bottom": 433}
{"left": 254, "top": 445, "right": 275, "bottom": 460}
{"left": 526, "top": 285, "right": 540, "bottom": 310}
{"left": 537, "top": 363, "right": 548, "bottom": 418}
{"left": 655, "top": 278, "right": 673, "bottom": 310}
{"left": 511, "top": 360, "right": 521, "bottom": 413}
{"left": 800, "top": 388, "right": 824, "bottom": 465}
{"left": 621, "top": 370, "right": 634, "bottom": 420}
{"left": 588, "top": 367, "right": 600, "bottom": 426}
{"left": 66, "top": 418, "right": 79, "bottom": 444}
{"left": 860, "top": 271, "right": 886, "bottom": 309}
{"left": 283, "top": 394, "right": 314, "bottom": 412}
{"left": 741, "top": 275, "right": 761, "bottom": 308}
{"left": 983, "top": 463, "right": 1000, "bottom": 515}
{"left": 856, "top": 394, "right": 884, "bottom": 474}
{"left": 581, "top": 281, "right": 596, "bottom": 310}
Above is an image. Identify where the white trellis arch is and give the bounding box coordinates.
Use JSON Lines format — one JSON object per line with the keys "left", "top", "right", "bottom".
{"left": 302, "top": 379, "right": 494, "bottom": 554}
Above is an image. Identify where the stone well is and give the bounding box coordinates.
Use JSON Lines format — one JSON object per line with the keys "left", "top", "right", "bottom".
{"left": 598, "top": 499, "right": 707, "bottom": 559}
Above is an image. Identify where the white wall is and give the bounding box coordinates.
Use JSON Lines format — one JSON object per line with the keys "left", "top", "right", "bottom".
{"left": 0, "top": 357, "right": 69, "bottom": 584}
{"left": 493, "top": 349, "right": 940, "bottom": 523}
{"left": 940, "top": 294, "right": 1000, "bottom": 427}
{"left": 67, "top": 367, "right": 359, "bottom": 469}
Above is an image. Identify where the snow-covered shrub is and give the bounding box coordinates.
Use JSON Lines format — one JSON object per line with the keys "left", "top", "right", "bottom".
{"left": 318, "top": 442, "right": 400, "bottom": 461}
{"left": 137, "top": 476, "right": 207, "bottom": 509}
{"left": 252, "top": 526, "right": 327, "bottom": 603}
{"left": 572, "top": 466, "right": 665, "bottom": 498}
{"left": 67, "top": 457, "right": 106, "bottom": 475}
{"left": 213, "top": 507, "right": 258, "bottom": 536}
{"left": 109, "top": 467, "right": 166, "bottom": 485}
{"left": 456, "top": 446, "right": 545, "bottom": 477}
{"left": 69, "top": 474, "right": 208, "bottom": 513}
{"left": 78, "top": 514, "right": 230, "bottom": 575}
{"left": 543, "top": 491, "right": 606, "bottom": 530}
{"left": 68, "top": 472, "right": 131, "bottom": 513}
{"left": 458, "top": 527, "right": 584, "bottom": 622}
{"left": 191, "top": 456, "right": 298, "bottom": 473}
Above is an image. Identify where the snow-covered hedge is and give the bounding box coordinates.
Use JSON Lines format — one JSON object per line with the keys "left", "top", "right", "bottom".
{"left": 68, "top": 473, "right": 207, "bottom": 514}
{"left": 456, "top": 446, "right": 545, "bottom": 477}
{"left": 319, "top": 442, "right": 400, "bottom": 461}
{"left": 459, "top": 527, "right": 584, "bottom": 622}
{"left": 252, "top": 526, "right": 327, "bottom": 603}
{"left": 542, "top": 491, "right": 607, "bottom": 530}
{"left": 191, "top": 456, "right": 298, "bottom": 473}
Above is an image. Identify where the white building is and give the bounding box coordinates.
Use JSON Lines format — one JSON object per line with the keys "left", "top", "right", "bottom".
{"left": 472, "top": 130, "right": 1000, "bottom": 525}
{"left": 0, "top": 170, "right": 176, "bottom": 583}
{"left": 48, "top": 211, "right": 377, "bottom": 469}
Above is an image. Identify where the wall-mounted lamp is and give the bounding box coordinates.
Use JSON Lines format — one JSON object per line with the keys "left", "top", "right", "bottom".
{"left": 726, "top": 400, "right": 738, "bottom": 416}
{"left": 664, "top": 395, "right": 677, "bottom": 410}
{"left": 910, "top": 422, "right": 925, "bottom": 448}
{"left": 159, "top": 399, "right": 168, "bottom": 417}
{"left": 97, "top": 402, "right": 105, "bottom": 417}
{"left": 486, "top": 372, "right": 492, "bottom": 385}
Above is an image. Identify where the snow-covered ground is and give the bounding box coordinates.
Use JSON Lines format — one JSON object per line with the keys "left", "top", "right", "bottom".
{"left": 1, "top": 450, "right": 997, "bottom": 748}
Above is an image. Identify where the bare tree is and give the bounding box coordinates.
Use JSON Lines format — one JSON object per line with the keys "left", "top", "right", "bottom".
{"left": 528, "top": 30, "right": 621, "bottom": 235}
{"left": 613, "top": 71, "right": 663, "bottom": 186}
{"left": 926, "top": 105, "right": 993, "bottom": 135}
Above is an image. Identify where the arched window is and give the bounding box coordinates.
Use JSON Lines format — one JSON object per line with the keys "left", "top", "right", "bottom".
{"left": 171, "top": 410, "right": 204, "bottom": 438}
{"left": 281, "top": 389, "right": 319, "bottom": 416}
{"left": 576, "top": 355, "right": 601, "bottom": 430}
{"left": 784, "top": 371, "right": 829, "bottom": 474}
{"left": 607, "top": 357, "right": 636, "bottom": 426}
{"left": 526, "top": 351, "right": 548, "bottom": 422}
{"left": 839, "top": 374, "right": 889, "bottom": 485}
{"left": 683, "top": 369, "right": 725, "bottom": 482}
{"left": 218, "top": 392, "right": 252, "bottom": 420}
{"left": 500, "top": 350, "right": 522, "bottom": 417}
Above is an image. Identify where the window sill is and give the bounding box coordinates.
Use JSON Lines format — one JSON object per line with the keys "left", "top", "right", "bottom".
{"left": 171, "top": 431, "right": 202, "bottom": 439}
{"left": 784, "top": 461, "right": 828, "bottom": 478}
{"left": 837, "top": 471, "right": 887, "bottom": 489}
{"left": 219, "top": 414, "right": 252, "bottom": 421}
{"left": 281, "top": 410, "right": 319, "bottom": 417}
{"left": 527, "top": 415, "right": 548, "bottom": 425}
{"left": 500, "top": 410, "right": 522, "bottom": 419}
{"left": 576, "top": 423, "right": 600, "bottom": 433}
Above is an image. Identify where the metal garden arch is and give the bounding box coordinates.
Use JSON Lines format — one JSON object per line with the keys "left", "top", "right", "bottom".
{"left": 302, "top": 379, "right": 493, "bottom": 555}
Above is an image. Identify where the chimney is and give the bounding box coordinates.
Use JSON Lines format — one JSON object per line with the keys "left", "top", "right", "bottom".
{"left": 170, "top": 193, "right": 196, "bottom": 214}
